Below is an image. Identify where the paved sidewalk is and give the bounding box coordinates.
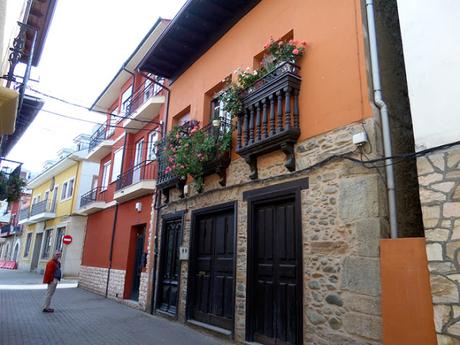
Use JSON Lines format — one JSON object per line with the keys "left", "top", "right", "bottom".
{"left": 0, "top": 287, "right": 228, "bottom": 345}
{"left": 0, "top": 269, "right": 77, "bottom": 285}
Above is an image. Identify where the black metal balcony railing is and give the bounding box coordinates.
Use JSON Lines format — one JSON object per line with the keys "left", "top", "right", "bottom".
{"left": 122, "top": 80, "right": 163, "bottom": 118}
{"left": 115, "top": 160, "right": 156, "bottom": 191}
{"left": 19, "top": 207, "right": 30, "bottom": 221}
{"left": 80, "top": 187, "right": 104, "bottom": 208}
{"left": 236, "top": 61, "right": 302, "bottom": 179}
{"left": 30, "top": 199, "right": 54, "bottom": 217}
{"left": 88, "top": 123, "right": 108, "bottom": 152}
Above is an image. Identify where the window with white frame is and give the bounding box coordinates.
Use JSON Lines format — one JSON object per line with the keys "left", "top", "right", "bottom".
{"left": 111, "top": 149, "right": 123, "bottom": 183}
{"left": 60, "top": 178, "right": 75, "bottom": 201}
{"left": 61, "top": 182, "right": 68, "bottom": 200}
{"left": 101, "top": 161, "right": 111, "bottom": 191}
{"left": 147, "top": 131, "right": 158, "bottom": 161}
{"left": 120, "top": 87, "right": 132, "bottom": 116}
{"left": 67, "top": 178, "right": 74, "bottom": 199}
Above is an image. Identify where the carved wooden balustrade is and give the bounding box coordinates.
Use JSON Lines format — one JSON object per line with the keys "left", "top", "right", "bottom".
{"left": 236, "top": 61, "right": 301, "bottom": 179}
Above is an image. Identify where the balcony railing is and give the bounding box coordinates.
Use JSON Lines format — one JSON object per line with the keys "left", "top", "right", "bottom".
{"left": 122, "top": 80, "right": 163, "bottom": 118}
{"left": 115, "top": 160, "right": 156, "bottom": 191}
{"left": 80, "top": 186, "right": 107, "bottom": 208}
{"left": 157, "top": 138, "right": 185, "bottom": 202}
{"left": 30, "top": 199, "right": 54, "bottom": 217}
{"left": 194, "top": 120, "right": 232, "bottom": 187}
{"left": 18, "top": 207, "right": 30, "bottom": 221}
{"left": 88, "top": 123, "right": 108, "bottom": 152}
{"left": 236, "top": 61, "right": 301, "bottom": 179}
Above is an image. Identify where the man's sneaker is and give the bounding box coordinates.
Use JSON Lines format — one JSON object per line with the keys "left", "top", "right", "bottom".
{"left": 42, "top": 308, "right": 54, "bottom": 313}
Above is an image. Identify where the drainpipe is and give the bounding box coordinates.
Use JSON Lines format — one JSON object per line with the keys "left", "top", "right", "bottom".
{"left": 365, "top": 0, "right": 398, "bottom": 239}
{"left": 139, "top": 72, "right": 170, "bottom": 137}
{"left": 105, "top": 202, "right": 119, "bottom": 298}
{"left": 122, "top": 64, "right": 136, "bottom": 107}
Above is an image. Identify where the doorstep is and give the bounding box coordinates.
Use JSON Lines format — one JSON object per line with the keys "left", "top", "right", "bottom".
{"left": 186, "top": 319, "right": 232, "bottom": 336}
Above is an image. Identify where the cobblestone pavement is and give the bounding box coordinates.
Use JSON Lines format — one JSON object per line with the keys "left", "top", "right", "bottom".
{"left": 0, "top": 286, "right": 228, "bottom": 345}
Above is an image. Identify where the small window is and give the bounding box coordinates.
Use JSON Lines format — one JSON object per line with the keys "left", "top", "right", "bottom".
{"left": 42, "top": 229, "right": 52, "bottom": 259}
{"left": 101, "top": 162, "right": 111, "bottom": 191}
{"left": 111, "top": 149, "right": 123, "bottom": 183}
{"left": 67, "top": 178, "right": 74, "bottom": 199}
{"left": 55, "top": 227, "right": 65, "bottom": 251}
{"left": 211, "top": 96, "right": 232, "bottom": 133}
{"left": 120, "top": 87, "right": 132, "bottom": 116}
{"left": 61, "top": 182, "right": 68, "bottom": 200}
{"left": 24, "top": 233, "right": 32, "bottom": 257}
{"left": 147, "top": 131, "right": 159, "bottom": 161}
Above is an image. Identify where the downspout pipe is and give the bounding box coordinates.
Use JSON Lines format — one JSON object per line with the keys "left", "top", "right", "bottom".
{"left": 366, "top": 0, "right": 398, "bottom": 239}
{"left": 122, "top": 65, "right": 136, "bottom": 104}
{"left": 104, "top": 115, "right": 128, "bottom": 298}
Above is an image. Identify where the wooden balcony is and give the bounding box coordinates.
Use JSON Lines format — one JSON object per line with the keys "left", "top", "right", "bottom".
{"left": 157, "top": 138, "right": 185, "bottom": 203}
{"left": 236, "top": 61, "right": 301, "bottom": 179}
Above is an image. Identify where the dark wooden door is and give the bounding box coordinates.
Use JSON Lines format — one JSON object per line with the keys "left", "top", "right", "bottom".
{"left": 252, "top": 198, "right": 300, "bottom": 345}
{"left": 191, "top": 209, "right": 234, "bottom": 330}
{"left": 131, "top": 227, "right": 145, "bottom": 301}
{"left": 157, "top": 218, "right": 181, "bottom": 315}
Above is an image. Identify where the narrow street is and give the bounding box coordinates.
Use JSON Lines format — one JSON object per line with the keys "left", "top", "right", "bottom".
{"left": 0, "top": 270, "right": 227, "bottom": 345}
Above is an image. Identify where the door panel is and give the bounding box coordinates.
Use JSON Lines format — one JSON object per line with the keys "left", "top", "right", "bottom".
{"left": 131, "top": 227, "right": 145, "bottom": 300}
{"left": 191, "top": 208, "right": 234, "bottom": 330}
{"left": 252, "top": 199, "right": 300, "bottom": 345}
{"left": 157, "top": 218, "right": 181, "bottom": 315}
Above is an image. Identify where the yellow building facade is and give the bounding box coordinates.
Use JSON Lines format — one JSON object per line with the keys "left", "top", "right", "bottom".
{"left": 18, "top": 149, "right": 99, "bottom": 276}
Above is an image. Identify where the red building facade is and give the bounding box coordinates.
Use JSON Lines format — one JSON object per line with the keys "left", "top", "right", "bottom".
{"left": 78, "top": 19, "right": 168, "bottom": 308}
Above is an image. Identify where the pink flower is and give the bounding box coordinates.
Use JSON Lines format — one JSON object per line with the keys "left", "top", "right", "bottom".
{"left": 191, "top": 127, "right": 198, "bottom": 134}
{"left": 293, "top": 49, "right": 299, "bottom": 55}
{"left": 263, "top": 43, "right": 269, "bottom": 49}
{"left": 278, "top": 41, "right": 283, "bottom": 46}
{"left": 164, "top": 167, "right": 171, "bottom": 174}
{"left": 289, "top": 39, "right": 294, "bottom": 44}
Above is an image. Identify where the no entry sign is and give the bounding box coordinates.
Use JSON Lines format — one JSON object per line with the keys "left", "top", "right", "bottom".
{"left": 62, "top": 235, "right": 72, "bottom": 245}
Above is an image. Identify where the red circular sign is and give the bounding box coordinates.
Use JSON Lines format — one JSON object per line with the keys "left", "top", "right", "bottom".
{"left": 62, "top": 235, "right": 72, "bottom": 245}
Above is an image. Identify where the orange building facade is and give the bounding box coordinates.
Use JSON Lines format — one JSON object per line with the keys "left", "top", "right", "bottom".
{"left": 79, "top": 1, "right": 428, "bottom": 343}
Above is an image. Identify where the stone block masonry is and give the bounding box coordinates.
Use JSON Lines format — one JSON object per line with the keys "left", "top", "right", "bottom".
{"left": 79, "top": 265, "right": 125, "bottom": 300}
{"left": 418, "top": 147, "right": 460, "bottom": 344}
{"left": 161, "top": 118, "right": 388, "bottom": 344}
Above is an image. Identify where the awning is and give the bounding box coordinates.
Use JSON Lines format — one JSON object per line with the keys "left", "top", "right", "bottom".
{"left": 139, "top": 0, "right": 261, "bottom": 80}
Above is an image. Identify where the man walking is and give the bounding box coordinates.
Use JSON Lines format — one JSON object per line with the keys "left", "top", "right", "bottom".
{"left": 42, "top": 251, "right": 62, "bottom": 313}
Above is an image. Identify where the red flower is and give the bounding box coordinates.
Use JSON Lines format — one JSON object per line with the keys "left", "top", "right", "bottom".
{"left": 293, "top": 48, "right": 299, "bottom": 55}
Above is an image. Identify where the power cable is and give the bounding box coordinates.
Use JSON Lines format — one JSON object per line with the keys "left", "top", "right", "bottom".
{"left": 25, "top": 84, "right": 163, "bottom": 125}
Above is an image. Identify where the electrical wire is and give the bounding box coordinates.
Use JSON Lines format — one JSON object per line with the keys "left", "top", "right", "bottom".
{"left": 25, "top": 85, "right": 163, "bottom": 125}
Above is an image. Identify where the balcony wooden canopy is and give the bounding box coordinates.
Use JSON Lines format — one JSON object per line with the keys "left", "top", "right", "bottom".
{"left": 139, "top": 0, "right": 261, "bottom": 80}
{"left": 20, "top": 0, "right": 57, "bottom": 67}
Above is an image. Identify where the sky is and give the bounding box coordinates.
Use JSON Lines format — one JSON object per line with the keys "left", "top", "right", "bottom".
{"left": 6, "top": 0, "right": 186, "bottom": 173}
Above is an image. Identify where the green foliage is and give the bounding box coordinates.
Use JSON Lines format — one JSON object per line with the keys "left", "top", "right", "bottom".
{"left": 0, "top": 170, "right": 26, "bottom": 202}
{"left": 164, "top": 120, "right": 233, "bottom": 192}
{"left": 221, "top": 37, "right": 307, "bottom": 117}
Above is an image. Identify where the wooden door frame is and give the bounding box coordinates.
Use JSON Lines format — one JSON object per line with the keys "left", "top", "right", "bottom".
{"left": 155, "top": 211, "right": 185, "bottom": 319}
{"left": 186, "top": 201, "right": 237, "bottom": 336}
{"left": 244, "top": 178, "right": 308, "bottom": 344}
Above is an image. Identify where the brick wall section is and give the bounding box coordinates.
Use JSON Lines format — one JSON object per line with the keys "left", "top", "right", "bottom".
{"left": 418, "top": 147, "right": 460, "bottom": 344}
{"left": 160, "top": 118, "right": 388, "bottom": 344}
{"left": 79, "top": 266, "right": 108, "bottom": 295}
{"left": 79, "top": 266, "right": 125, "bottom": 300}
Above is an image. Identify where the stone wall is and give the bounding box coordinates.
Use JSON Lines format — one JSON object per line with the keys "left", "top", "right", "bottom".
{"left": 418, "top": 147, "right": 460, "bottom": 344}
{"left": 79, "top": 265, "right": 125, "bottom": 300}
{"left": 158, "top": 118, "right": 388, "bottom": 344}
{"left": 79, "top": 265, "right": 108, "bottom": 295}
